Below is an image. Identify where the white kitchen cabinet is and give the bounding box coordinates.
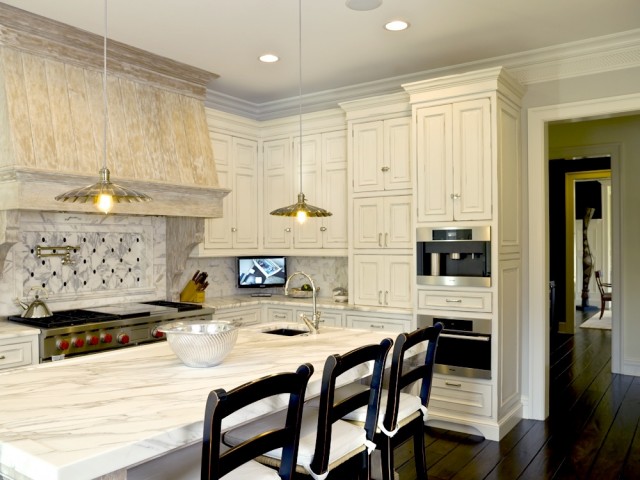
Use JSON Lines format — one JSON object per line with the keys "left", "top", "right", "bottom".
{"left": 353, "top": 195, "right": 412, "bottom": 249}
{"left": 0, "top": 337, "right": 38, "bottom": 370}
{"left": 429, "top": 376, "right": 492, "bottom": 418}
{"left": 352, "top": 117, "right": 411, "bottom": 193}
{"left": 352, "top": 254, "right": 412, "bottom": 308}
{"left": 415, "top": 99, "right": 491, "bottom": 222}
{"left": 202, "top": 133, "right": 259, "bottom": 250}
{"left": 263, "top": 131, "right": 347, "bottom": 251}
{"left": 417, "top": 288, "right": 492, "bottom": 313}
{"left": 345, "top": 312, "right": 410, "bottom": 333}
{"left": 296, "top": 308, "right": 344, "bottom": 328}
{"left": 263, "top": 138, "right": 294, "bottom": 249}
{"left": 213, "top": 307, "right": 262, "bottom": 327}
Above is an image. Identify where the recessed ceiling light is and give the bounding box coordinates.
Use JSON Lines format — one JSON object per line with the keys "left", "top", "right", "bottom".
{"left": 385, "top": 20, "right": 409, "bottom": 31}
{"left": 346, "top": 0, "right": 382, "bottom": 11}
{"left": 259, "top": 53, "right": 279, "bottom": 63}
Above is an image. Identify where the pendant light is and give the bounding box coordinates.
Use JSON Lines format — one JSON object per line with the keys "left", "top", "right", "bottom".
{"left": 56, "top": 0, "right": 151, "bottom": 214}
{"left": 270, "top": 0, "right": 332, "bottom": 224}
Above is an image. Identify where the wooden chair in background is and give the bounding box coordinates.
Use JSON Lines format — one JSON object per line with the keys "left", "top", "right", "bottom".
{"left": 595, "top": 270, "right": 612, "bottom": 319}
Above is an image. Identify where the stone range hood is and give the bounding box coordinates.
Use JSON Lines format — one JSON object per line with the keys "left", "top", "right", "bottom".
{"left": 0, "top": 3, "right": 229, "bottom": 219}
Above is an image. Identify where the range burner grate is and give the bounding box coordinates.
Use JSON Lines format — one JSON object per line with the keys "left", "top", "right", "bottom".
{"left": 142, "top": 300, "right": 202, "bottom": 312}
{"left": 8, "top": 310, "right": 119, "bottom": 328}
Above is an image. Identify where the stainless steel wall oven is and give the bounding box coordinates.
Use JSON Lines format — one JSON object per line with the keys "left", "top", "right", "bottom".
{"left": 418, "top": 314, "right": 491, "bottom": 379}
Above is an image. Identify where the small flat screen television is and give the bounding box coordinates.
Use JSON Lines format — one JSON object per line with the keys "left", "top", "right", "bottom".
{"left": 237, "top": 256, "right": 287, "bottom": 289}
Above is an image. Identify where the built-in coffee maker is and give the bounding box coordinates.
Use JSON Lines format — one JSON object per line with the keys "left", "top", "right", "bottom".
{"left": 416, "top": 226, "right": 491, "bottom": 287}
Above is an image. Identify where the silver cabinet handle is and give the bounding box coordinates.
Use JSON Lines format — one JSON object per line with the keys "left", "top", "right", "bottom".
{"left": 274, "top": 314, "right": 287, "bottom": 319}
{"left": 441, "top": 333, "right": 490, "bottom": 342}
{"left": 370, "top": 324, "right": 384, "bottom": 329}
{"left": 384, "top": 232, "right": 389, "bottom": 247}
{"left": 285, "top": 227, "right": 292, "bottom": 232}
{"left": 378, "top": 233, "right": 383, "bottom": 247}
{"left": 0, "top": 355, "right": 5, "bottom": 360}
{"left": 445, "top": 381, "right": 462, "bottom": 387}
{"left": 320, "top": 226, "right": 327, "bottom": 232}
{"left": 378, "top": 290, "right": 383, "bottom": 305}
{"left": 231, "top": 227, "right": 237, "bottom": 232}
{"left": 445, "top": 298, "right": 462, "bottom": 303}
{"left": 384, "top": 290, "right": 389, "bottom": 305}
{"left": 381, "top": 166, "right": 390, "bottom": 172}
{"left": 450, "top": 193, "right": 461, "bottom": 200}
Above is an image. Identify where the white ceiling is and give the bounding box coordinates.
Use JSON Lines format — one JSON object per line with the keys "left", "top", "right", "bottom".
{"left": 4, "top": 0, "right": 640, "bottom": 106}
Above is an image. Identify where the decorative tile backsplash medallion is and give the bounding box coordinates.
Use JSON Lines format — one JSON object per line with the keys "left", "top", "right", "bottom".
{"left": 7, "top": 212, "right": 166, "bottom": 312}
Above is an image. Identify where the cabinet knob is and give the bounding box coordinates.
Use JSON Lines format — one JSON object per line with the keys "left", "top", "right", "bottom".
{"left": 320, "top": 226, "right": 327, "bottom": 232}
{"left": 231, "top": 227, "right": 238, "bottom": 232}
{"left": 285, "top": 227, "right": 292, "bottom": 233}
{"left": 450, "top": 193, "right": 461, "bottom": 200}
{"left": 381, "top": 166, "right": 390, "bottom": 172}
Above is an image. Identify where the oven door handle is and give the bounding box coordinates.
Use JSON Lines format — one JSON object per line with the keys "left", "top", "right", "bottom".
{"left": 440, "top": 333, "right": 491, "bottom": 342}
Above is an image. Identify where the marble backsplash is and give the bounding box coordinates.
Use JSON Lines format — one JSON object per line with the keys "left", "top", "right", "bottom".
{"left": 0, "top": 212, "right": 166, "bottom": 317}
{"left": 179, "top": 256, "right": 348, "bottom": 300}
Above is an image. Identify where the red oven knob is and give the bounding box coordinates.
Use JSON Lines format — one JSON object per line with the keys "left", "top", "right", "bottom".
{"left": 72, "top": 337, "right": 85, "bottom": 348}
{"left": 56, "top": 339, "right": 70, "bottom": 351}
{"left": 87, "top": 335, "right": 99, "bottom": 346}
{"left": 152, "top": 328, "right": 164, "bottom": 339}
{"left": 101, "top": 333, "right": 113, "bottom": 344}
{"left": 117, "top": 333, "right": 130, "bottom": 345}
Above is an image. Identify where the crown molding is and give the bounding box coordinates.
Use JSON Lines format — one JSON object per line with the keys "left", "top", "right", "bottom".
{"left": 205, "top": 29, "right": 640, "bottom": 120}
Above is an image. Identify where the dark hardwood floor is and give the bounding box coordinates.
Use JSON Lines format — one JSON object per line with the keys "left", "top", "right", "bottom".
{"left": 395, "top": 311, "right": 640, "bottom": 480}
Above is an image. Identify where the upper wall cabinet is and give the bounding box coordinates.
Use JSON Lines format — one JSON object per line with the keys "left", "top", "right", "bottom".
{"left": 352, "top": 117, "right": 411, "bottom": 193}
{"left": 202, "top": 133, "right": 259, "bottom": 250}
{"left": 263, "top": 130, "right": 348, "bottom": 251}
{"left": 415, "top": 99, "right": 491, "bottom": 222}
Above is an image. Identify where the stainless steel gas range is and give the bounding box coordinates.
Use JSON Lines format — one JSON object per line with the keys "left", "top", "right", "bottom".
{"left": 8, "top": 301, "right": 214, "bottom": 362}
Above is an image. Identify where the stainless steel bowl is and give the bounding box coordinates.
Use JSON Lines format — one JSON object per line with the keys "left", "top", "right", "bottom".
{"left": 158, "top": 320, "right": 238, "bottom": 367}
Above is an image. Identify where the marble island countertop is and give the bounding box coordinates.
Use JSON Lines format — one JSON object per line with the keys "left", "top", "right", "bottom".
{"left": 0, "top": 325, "right": 392, "bottom": 480}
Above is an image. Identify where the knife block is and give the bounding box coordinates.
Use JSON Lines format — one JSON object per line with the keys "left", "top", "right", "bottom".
{"left": 180, "top": 280, "right": 205, "bottom": 303}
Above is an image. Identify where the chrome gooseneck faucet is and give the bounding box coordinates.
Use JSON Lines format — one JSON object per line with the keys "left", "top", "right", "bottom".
{"left": 284, "top": 271, "right": 322, "bottom": 334}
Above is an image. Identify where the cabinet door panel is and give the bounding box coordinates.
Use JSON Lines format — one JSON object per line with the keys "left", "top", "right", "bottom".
{"left": 294, "top": 135, "right": 323, "bottom": 248}
{"left": 453, "top": 99, "right": 491, "bottom": 220}
{"left": 263, "top": 139, "right": 293, "bottom": 249}
{"left": 322, "top": 131, "right": 348, "bottom": 248}
{"left": 384, "top": 117, "right": 412, "bottom": 190}
{"left": 353, "top": 121, "right": 383, "bottom": 192}
{"left": 232, "top": 138, "right": 258, "bottom": 248}
{"left": 385, "top": 196, "right": 412, "bottom": 248}
{"left": 204, "top": 169, "right": 232, "bottom": 247}
{"left": 353, "top": 198, "right": 383, "bottom": 248}
{"left": 385, "top": 255, "right": 412, "bottom": 307}
{"left": 353, "top": 255, "right": 383, "bottom": 306}
{"left": 416, "top": 105, "right": 452, "bottom": 222}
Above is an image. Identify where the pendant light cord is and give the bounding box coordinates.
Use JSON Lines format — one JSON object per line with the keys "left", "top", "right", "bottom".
{"left": 102, "top": 0, "right": 108, "bottom": 172}
{"left": 298, "top": 0, "right": 303, "bottom": 196}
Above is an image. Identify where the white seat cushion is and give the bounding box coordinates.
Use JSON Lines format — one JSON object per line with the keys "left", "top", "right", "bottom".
{"left": 223, "top": 407, "right": 366, "bottom": 476}
{"left": 306, "top": 383, "right": 425, "bottom": 433}
{"left": 220, "top": 460, "right": 282, "bottom": 480}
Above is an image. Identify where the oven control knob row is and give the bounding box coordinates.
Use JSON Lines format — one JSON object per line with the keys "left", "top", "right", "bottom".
{"left": 117, "top": 333, "right": 130, "bottom": 345}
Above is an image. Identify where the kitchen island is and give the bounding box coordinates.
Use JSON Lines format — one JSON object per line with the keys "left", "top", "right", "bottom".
{"left": 0, "top": 325, "right": 392, "bottom": 480}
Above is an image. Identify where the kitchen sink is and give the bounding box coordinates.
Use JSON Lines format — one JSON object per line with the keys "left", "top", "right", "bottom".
{"left": 263, "top": 328, "right": 308, "bottom": 337}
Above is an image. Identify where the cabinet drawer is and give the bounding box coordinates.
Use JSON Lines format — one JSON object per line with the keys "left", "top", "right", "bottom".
{"left": 0, "top": 341, "right": 33, "bottom": 371}
{"left": 267, "top": 308, "right": 294, "bottom": 324}
{"left": 346, "top": 315, "right": 409, "bottom": 332}
{"left": 214, "top": 308, "right": 261, "bottom": 327}
{"left": 417, "top": 289, "right": 492, "bottom": 312}
{"left": 430, "top": 376, "right": 492, "bottom": 417}
{"left": 297, "top": 309, "right": 343, "bottom": 327}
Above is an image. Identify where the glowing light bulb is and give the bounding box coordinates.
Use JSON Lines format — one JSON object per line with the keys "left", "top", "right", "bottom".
{"left": 296, "top": 210, "right": 307, "bottom": 224}
{"left": 95, "top": 193, "right": 114, "bottom": 214}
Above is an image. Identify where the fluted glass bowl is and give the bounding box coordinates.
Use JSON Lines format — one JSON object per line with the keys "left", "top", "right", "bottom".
{"left": 158, "top": 320, "right": 238, "bottom": 368}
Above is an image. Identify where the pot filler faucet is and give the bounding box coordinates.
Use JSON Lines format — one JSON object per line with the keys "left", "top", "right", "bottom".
{"left": 284, "top": 271, "right": 322, "bottom": 334}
